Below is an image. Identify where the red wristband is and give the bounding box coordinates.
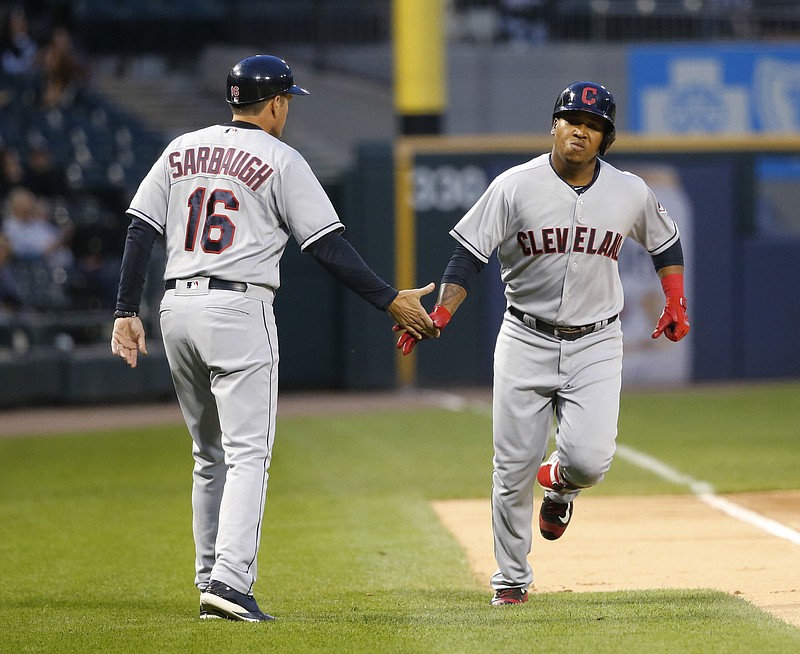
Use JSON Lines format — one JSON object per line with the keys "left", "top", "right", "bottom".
{"left": 659, "top": 273, "right": 685, "bottom": 301}
{"left": 430, "top": 304, "right": 452, "bottom": 330}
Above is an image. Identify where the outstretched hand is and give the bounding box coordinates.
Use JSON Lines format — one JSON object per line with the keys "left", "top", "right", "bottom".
{"left": 387, "top": 282, "right": 439, "bottom": 340}
{"left": 111, "top": 316, "right": 148, "bottom": 368}
{"left": 394, "top": 304, "right": 452, "bottom": 356}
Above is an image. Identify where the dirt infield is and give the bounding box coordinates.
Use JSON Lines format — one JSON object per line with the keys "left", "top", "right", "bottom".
{"left": 433, "top": 493, "right": 800, "bottom": 628}
{"left": 3, "top": 389, "right": 798, "bottom": 628}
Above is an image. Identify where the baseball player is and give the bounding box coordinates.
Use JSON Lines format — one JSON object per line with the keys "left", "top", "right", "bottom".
{"left": 396, "top": 81, "right": 690, "bottom": 606}
{"left": 110, "top": 54, "right": 438, "bottom": 621}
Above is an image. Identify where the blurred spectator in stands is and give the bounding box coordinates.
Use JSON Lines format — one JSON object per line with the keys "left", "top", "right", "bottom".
{"left": 0, "top": 233, "right": 22, "bottom": 316}
{"left": 724, "top": 0, "right": 755, "bottom": 39}
{"left": 705, "top": 0, "right": 756, "bottom": 38}
{"left": 1, "top": 185, "right": 73, "bottom": 269}
{"left": 23, "top": 141, "right": 69, "bottom": 199}
{"left": 450, "top": 0, "right": 502, "bottom": 44}
{"left": 499, "top": 0, "right": 554, "bottom": 44}
{"left": 0, "top": 145, "right": 26, "bottom": 197}
{"left": 0, "top": 5, "right": 38, "bottom": 75}
{"left": 36, "top": 25, "right": 89, "bottom": 110}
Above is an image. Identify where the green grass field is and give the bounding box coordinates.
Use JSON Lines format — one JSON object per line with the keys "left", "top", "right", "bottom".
{"left": 1, "top": 381, "right": 799, "bottom": 653}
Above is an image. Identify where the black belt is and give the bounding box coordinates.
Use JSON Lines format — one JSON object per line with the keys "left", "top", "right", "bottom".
{"left": 165, "top": 277, "right": 248, "bottom": 292}
{"left": 508, "top": 306, "right": 617, "bottom": 341}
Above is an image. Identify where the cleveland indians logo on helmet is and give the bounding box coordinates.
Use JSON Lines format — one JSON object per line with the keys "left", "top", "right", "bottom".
{"left": 581, "top": 87, "right": 598, "bottom": 106}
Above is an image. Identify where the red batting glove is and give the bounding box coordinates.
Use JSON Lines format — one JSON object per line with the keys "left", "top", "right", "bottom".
{"left": 651, "top": 273, "right": 690, "bottom": 342}
{"left": 395, "top": 304, "right": 452, "bottom": 356}
{"left": 395, "top": 331, "right": 417, "bottom": 356}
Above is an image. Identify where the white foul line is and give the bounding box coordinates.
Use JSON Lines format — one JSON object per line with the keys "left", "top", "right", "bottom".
{"left": 431, "top": 391, "right": 800, "bottom": 547}
{"left": 616, "top": 444, "right": 800, "bottom": 546}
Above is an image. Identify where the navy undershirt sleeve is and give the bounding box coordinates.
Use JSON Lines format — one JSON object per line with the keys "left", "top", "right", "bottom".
{"left": 441, "top": 243, "right": 485, "bottom": 292}
{"left": 115, "top": 216, "right": 158, "bottom": 313}
{"left": 306, "top": 231, "right": 398, "bottom": 311}
{"left": 651, "top": 239, "right": 684, "bottom": 272}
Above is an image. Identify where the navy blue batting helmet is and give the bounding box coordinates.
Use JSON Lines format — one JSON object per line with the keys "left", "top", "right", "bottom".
{"left": 553, "top": 81, "right": 616, "bottom": 155}
{"left": 226, "top": 55, "right": 310, "bottom": 106}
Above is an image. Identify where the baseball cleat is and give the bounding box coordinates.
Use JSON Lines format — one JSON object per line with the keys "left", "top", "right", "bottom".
{"left": 539, "top": 496, "right": 573, "bottom": 540}
{"left": 199, "top": 580, "right": 275, "bottom": 622}
{"left": 537, "top": 451, "right": 575, "bottom": 491}
{"left": 490, "top": 587, "right": 529, "bottom": 606}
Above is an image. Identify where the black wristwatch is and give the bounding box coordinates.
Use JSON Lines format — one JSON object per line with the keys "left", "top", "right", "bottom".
{"left": 114, "top": 309, "right": 138, "bottom": 319}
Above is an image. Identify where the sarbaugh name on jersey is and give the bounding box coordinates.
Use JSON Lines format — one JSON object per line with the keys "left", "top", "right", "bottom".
{"left": 517, "top": 227, "right": 624, "bottom": 260}
{"left": 168, "top": 147, "right": 274, "bottom": 192}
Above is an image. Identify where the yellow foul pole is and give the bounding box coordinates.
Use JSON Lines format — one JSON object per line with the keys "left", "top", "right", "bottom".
{"left": 392, "top": 0, "right": 446, "bottom": 386}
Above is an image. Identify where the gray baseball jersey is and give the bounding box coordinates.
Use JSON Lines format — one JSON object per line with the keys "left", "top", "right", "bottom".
{"left": 128, "top": 123, "right": 344, "bottom": 286}
{"left": 450, "top": 154, "right": 680, "bottom": 592}
{"left": 450, "top": 153, "right": 679, "bottom": 326}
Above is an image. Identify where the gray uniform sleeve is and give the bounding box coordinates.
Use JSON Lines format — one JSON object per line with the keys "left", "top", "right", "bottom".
{"left": 629, "top": 185, "right": 680, "bottom": 255}
{"left": 450, "top": 175, "right": 510, "bottom": 263}
{"left": 274, "top": 157, "right": 344, "bottom": 250}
